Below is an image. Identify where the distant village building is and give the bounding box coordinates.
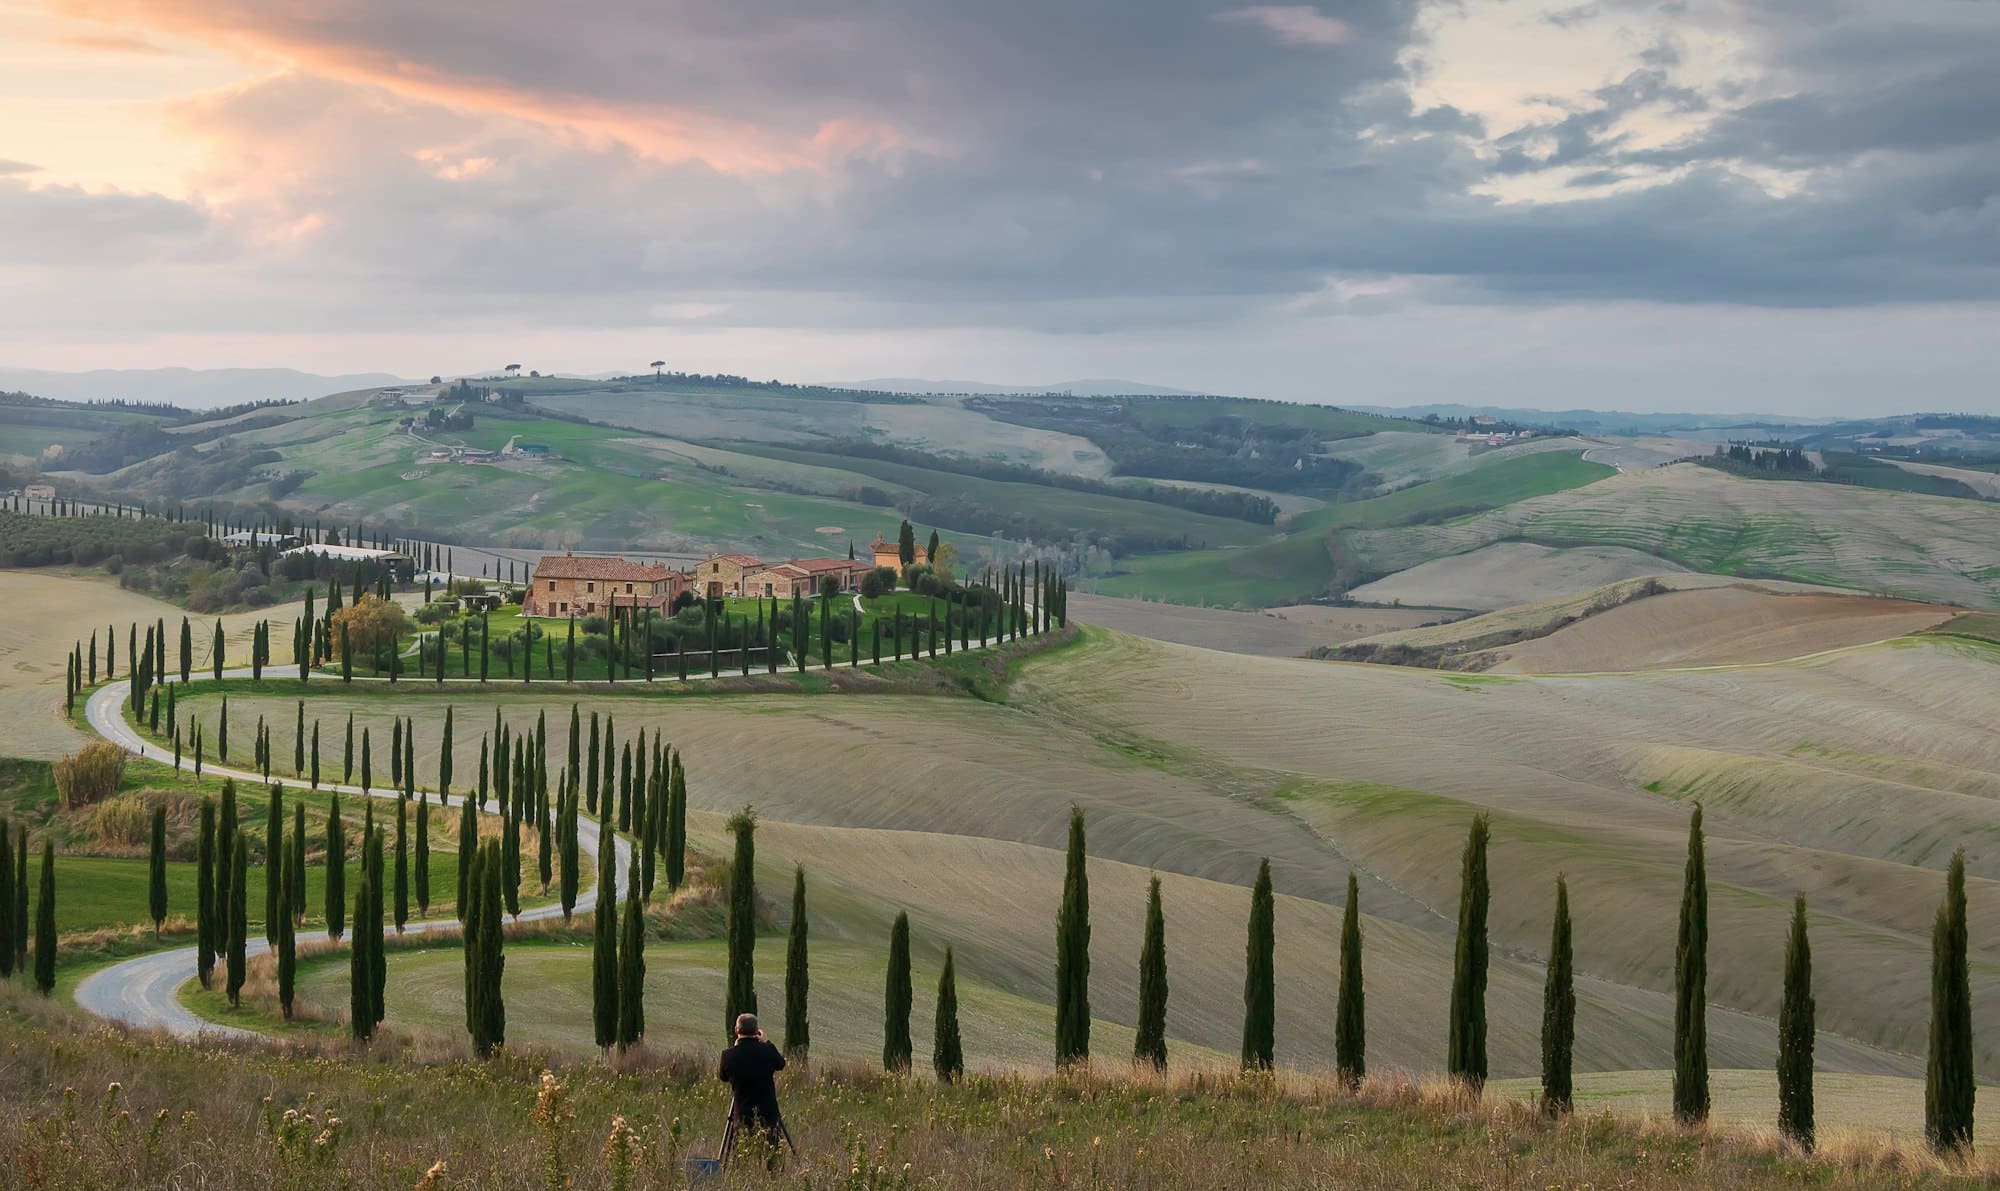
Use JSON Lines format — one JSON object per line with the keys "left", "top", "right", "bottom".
{"left": 869, "top": 535, "right": 927, "bottom": 571}
{"left": 524, "top": 552, "right": 684, "bottom": 618}
{"left": 22, "top": 483, "right": 55, "bottom": 501}
{"left": 698, "top": 553, "right": 763, "bottom": 598}
{"left": 505, "top": 440, "right": 552, "bottom": 459}
{"left": 223, "top": 530, "right": 303, "bottom": 549}
{"left": 740, "top": 557, "right": 866, "bottom": 599}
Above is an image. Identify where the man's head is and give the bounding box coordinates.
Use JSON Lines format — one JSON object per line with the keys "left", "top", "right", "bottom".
{"left": 735, "top": 1013, "right": 760, "bottom": 1039}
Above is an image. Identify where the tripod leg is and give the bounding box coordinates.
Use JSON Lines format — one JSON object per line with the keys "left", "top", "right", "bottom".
{"left": 720, "top": 1115, "right": 737, "bottom": 1168}
{"left": 779, "top": 1120, "right": 798, "bottom": 1155}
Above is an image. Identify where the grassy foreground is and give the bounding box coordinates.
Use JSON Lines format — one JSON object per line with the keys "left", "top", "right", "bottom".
{"left": 1, "top": 983, "right": 1983, "bottom": 1190}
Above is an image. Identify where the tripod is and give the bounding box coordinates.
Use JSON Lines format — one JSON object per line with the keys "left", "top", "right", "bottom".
{"left": 718, "top": 1110, "right": 797, "bottom": 1169}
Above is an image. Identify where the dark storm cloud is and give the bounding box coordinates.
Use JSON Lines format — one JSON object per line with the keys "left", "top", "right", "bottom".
{"left": 40, "top": 0, "right": 2000, "bottom": 326}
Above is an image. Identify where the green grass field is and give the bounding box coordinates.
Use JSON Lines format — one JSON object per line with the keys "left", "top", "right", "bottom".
{"left": 1096, "top": 450, "right": 1617, "bottom": 606}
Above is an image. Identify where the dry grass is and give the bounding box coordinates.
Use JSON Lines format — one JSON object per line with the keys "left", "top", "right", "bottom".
{"left": 1347, "top": 540, "right": 1691, "bottom": 611}
{"left": 1485, "top": 587, "right": 1957, "bottom": 674}
{"left": 2, "top": 979, "right": 1991, "bottom": 1189}
{"left": 1348, "top": 461, "right": 2000, "bottom": 608}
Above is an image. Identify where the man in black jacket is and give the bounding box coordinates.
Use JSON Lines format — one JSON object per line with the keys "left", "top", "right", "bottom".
{"left": 718, "top": 1013, "right": 788, "bottom": 1166}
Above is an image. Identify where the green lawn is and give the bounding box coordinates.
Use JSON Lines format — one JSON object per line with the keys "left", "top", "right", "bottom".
{"left": 48, "top": 849, "right": 466, "bottom": 935}
{"left": 1095, "top": 450, "right": 1617, "bottom": 607}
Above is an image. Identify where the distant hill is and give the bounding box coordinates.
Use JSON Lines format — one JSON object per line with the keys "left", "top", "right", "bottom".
{"left": 0, "top": 367, "right": 403, "bottom": 410}
{"left": 1352, "top": 403, "right": 1835, "bottom": 435}
{"left": 834, "top": 377, "right": 1207, "bottom": 398}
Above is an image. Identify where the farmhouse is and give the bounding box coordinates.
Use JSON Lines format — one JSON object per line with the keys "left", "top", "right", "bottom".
{"left": 525, "top": 551, "right": 684, "bottom": 617}
{"left": 697, "top": 552, "right": 763, "bottom": 598}
{"left": 870, "top": 535, "right": 927, "bottom": 571}
{"left": 22, "top": 483, "right": 55, "bottom": 501}
{"left": 740, "top": 557, "right": 866, "bottom": 599}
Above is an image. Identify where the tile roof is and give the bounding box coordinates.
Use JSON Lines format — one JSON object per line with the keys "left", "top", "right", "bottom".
{"left": 531, "top": 553, "right": 673, "bottom": 582}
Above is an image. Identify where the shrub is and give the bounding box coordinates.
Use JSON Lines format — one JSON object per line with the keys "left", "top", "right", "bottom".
{"left": 87, "top": 793, "right": 154, "bottom": 848}
{"left": 328, "top": 596, "right": 410, "bottom": 656}
{"left": 53, "top": 742, "right": 126, "bottom": 809}
{"left": 859, "top": 567, "right": 893, "bottom": 599}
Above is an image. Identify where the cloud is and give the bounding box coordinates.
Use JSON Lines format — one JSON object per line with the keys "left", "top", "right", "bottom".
{"left": 0, "top": 160, "right": 41, "bottom": 176}
{"left": 1213, "top": 5, "right": 1355, "bottom": 47}
{"left": 0, "top": 0, "right": 1990, "bottom": 413}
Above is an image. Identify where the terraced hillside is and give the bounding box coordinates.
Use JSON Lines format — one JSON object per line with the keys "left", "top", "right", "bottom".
{"left": 1351, "top": 462, "right": 2000, "bottom": 608}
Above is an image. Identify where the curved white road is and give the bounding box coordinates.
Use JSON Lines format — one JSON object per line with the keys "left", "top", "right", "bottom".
{"left": 74, "top": 672, "right": 630, "bottom": 1039}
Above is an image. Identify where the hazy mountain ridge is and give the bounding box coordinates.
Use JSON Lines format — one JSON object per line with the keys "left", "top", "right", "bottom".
{"left": 0, "top": 366, "right": 405, "bottom": 410}
{"left": 832, "top": 377, "right": 1207, "bottom": 398}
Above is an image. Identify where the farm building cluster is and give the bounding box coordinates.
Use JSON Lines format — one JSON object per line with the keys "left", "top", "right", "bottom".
{"left": 521, "top": 533, "right": 928, "bottom": 619}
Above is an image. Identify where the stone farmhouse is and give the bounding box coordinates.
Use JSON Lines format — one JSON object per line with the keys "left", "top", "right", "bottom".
{"left": 697, "top": 553, "right": 764, "bottom": 598}
{"left": 870, "top": 535, "right": 926, "bottom": 571}
{"left": 524, "top": 552, "right": 685, "bottom": 618}
{"left": 740, "top": 556, "right": 867, "bottom": 599}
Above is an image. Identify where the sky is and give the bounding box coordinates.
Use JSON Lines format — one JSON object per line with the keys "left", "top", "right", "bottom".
{"left": 0, "top": 0, "right": 1994, "bottom": 415}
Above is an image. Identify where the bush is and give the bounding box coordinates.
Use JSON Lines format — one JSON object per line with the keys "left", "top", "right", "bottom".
{"left": 859, "top": 567, "right": 893, "bottom": 599}
{"left": 87, "top": 793, "right": 154, "bottom": 848}
{"left": 53, "top": 743, "right": 126, "bottom": 809}
{"left": 328, "top": 595, "right": 410, "bottom": 656}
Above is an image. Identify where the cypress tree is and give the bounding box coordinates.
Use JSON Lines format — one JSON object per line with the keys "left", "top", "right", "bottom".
{"left": 0, "top": 820, "right": 13, "bottom": 979}
{"left": 180, "top": 616, "right": 192, "bottom": 682}
{"left": 391, "top": 717, "right": 403, "bottom": 789}
{"left": 1133, "top": 873, "right": 1168, "bottom": 1071}
{"left": 934, "top": 944, "right": 964, "bottom": 1083}
{"left": 1777, "top": 892, "right": 1814, "bottom": 1151}
{"left": 784, "top": 864, "right": 811, "bottom": 1057}
{"left": 349, "top": 865, "right": 375, "bottom": 1040}
{"left": 33, "top": 839, "right": 55, "bottom": 995}
{"left": 1541, "top": 875, "right": 1575, "bottom": 1117}
{"left": 1335, "top": 871, "right": 1365, "bottom": 1090}
{"left": 1673, "top": 804, "right": 1709, "bottom": 1125}
{"left": 310, "top": 722, "right": 320, "bottom": 789}
{"left": 503, "top": 796, "right": 522, "bottom": 917}
{"left": 360, "top": 728, "right": 372, "bottom": 793}
{"left": 294, "top": 700, "right": 305, "bottom": 775}
{"left": 463, "top": 840, "right": 484, "bottom": 1041}
{"left": 1926, "top": 849, "right": 1973, "bottom": 1153}
{"left": 560, "top": 781, "right": 580, "bottom": 920}
{"left": 218, "top": 696, "right": 229, "bottom": 761}
{"left": 617, "top": 854, "right": 646, "bottom": 1049}
{"left": 343, "top": 712, "right": 354, "bottom": 783}
{"left": 725, "top": 808, "right": 759, "bottom": 1030}
{"left": 439, "top": 705, "right": 454, "bottom": 798}
{"left": 264, "top": 785, "right": 283, "bottom": 943}
{"left": 196, "top": 799, "right": 216, "bottom": 985}
{"left": 538, "top": 779, "right": 553, "bottom": 890}
{"left": 1055, "top": 806, "right": 1091, "bottom": 1065}
{"left": 1241, "top": 857, "right": 1275, "bottom": 1070}
{"left": 1447, "top": 814, "right": 1491, "bottom": 1091}
{"left": 226, "top": 830, "right": 248, "bottom": 1007}
{"left": 415, "top": 798, "right": 431, "bottom": 916}
{"left": 216, "top": 781, "right": 237, "bottom": 942}
{"left": 477, "top": 736, "right": 489, "bottom": 809}
{"left": 148, "top": 802, "right": 169, "bottom": 938}
{"left": 365, "top": 830, "right": 386, "bottom": 1027}
{"left": 884, "top": 911, "right": 913, "bottom": 1072}
{"left": 618, "top": 741, "right": 632, "bottom": 831}
{"left": 586, "top": 712, "right": 600, "bottom": 816}
{"left": 275, "top": 846, "right": 296, "bottom": 1019}
{"left": 457, "top": 794, "right": 476, "bottom": 920}
{"left": 325, "top": 796, "right": 345, "bottom": 940}
{"left": 466, "top": 839, "right": 507, "bottom": 1056}
{"left": 666, "top": 753, "right": 688, "bottom": 891}
{"left": 290, "top": 802, "right": 306, "bottom": 922}
{"left": 592, "top": 840, "right": 619, "bottom": 1052}
{"left": 393, "top": 797, "right": 409, "bottom": 932}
